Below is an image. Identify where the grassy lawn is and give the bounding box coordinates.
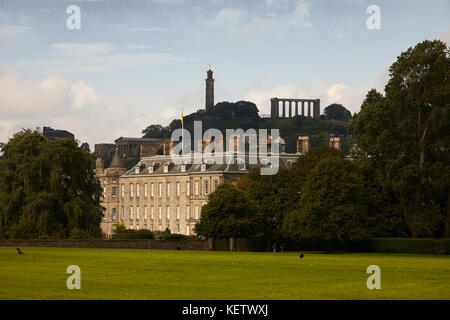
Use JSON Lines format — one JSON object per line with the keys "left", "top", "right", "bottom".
{"left": 0, "top": 247, "right": 449, "bottom": 300}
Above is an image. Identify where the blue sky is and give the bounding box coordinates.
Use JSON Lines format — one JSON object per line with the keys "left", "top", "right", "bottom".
{"left": 0, "top": 0, "right": 449, "bottom": 146}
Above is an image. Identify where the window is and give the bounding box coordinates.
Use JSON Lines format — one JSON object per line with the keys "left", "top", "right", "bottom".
{"left": 201, "top": 163, "right": 206, "bottom": 171}
{"left": 204, "top": 181, "right": 209, "bottom": 195}
{"left": 159, "top": 183, "right": 162, "bottom": 197}
{"left": 151, "top": 225, "right": 154, "bottom": 231}
{"left": 158, "top": 206, "right": 162, "bottom": 219}
{"left": 186, "top": 225, "right": 190, "bottom": 236}
{"left": 121, "top": 184, "right": 125, "bottom": 198}
{"left": 121, "top": 206, "right": 124, "bottom": 219}
{"left": 151, "top": 183, "right": 154, "bottom": 197}
{"left": 112, "top": 187, "right": 117, "bottom": 198}
{"left": 176, "top": 206, "right": 180, "bottom": 220}
{"left": 112, "top": 179, "right": 117, "bottom": 184}
{"left": 130, "top": 207, "right": 134, "bottom": 220}
{"left": 167, "top": 182, "right": 171, "bottom": 197}
{"left": 136, "top": 207, "right": 140, "bottom": 220}
{"left": 177, "top": 182, "right": 180, "bottom": 197}
{"left": 164, "top": 165, "right": 168, "bottom": 173}
{"left": 194, "top": 181, "right": 199, "bottom": 196}
{"left": 186, "top": 206, "right": 190, "bottom": 220}
{"left": 151, "top": 206, "right": 154, "bottom": 219}
{"left": 130, "top": 184, "right": 134, "bottom": 197}
{"left": 136, "top": 225, "right": 140, "bottom": 230}
{"left": 194, "top": 206, "right": 199, "bottom": 220}
{"left": 136, "top": 184, "right": 140, "bottom": 197}
{"left": 144, "top": 206, "right": 148, "bottom": 219}
{"left": 148, "top": 166, "right": 153, "bottom": 173}
{"left": 130, "top": 225, "right": 134, "bottom": 230}
{"left": 186, "top": 181, "right": 190, "bottom": 196}
{"left": 144, "top": 183, "right": 148, "bottom": 197}
{"left": 181, "top": 164, "right": 186, "bottom": 172}
{"left": 213, "top": 180, "right": 218, "bottom": 191}
{"left": 112, "top": 208, "right": 116, "bottom": 220}
{"left": 103, "top": 187, "right": 106, "bottom": 198}
{"left": 166, "top": 206, "right": 170, "bottom": 220}
{"left": 103, "top": 208, "right": 106, "bottom": 220}
{"left": 177, "top": 224, "right": 180, "bottom": 233}
{"left": 158, "top": 225, "right": 162, "bottom": 231}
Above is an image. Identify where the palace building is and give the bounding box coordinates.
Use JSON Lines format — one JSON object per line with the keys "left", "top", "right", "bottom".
{"left": 95, "top": 69, "right": 339, "bottom": 238}
{"left": 96, "top": 138, "right": 301, "bottom": 238}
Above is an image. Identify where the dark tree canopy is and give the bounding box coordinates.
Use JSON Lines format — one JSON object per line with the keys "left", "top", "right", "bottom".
{"left": 209, "top": 101, "right": 259, "bottom": 119}
{"left": 350, "top": 39, "right": 450, "bottom": 238}
{"left": 142, "top": 124, "right": 170, "bottom": 139}
{"left": 283, "top": 153, "right": 369, "bottom": 243}
{"left": 194, "top": 183, "right": 261, "bottom": 239}
{"left": 0, "top": 129, "right": 103, "bottom": 239}
{"left": 323, "top": 104, "right": 352, "bottom": 122}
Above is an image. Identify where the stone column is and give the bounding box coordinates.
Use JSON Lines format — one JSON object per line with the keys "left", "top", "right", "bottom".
{"left": 302, "top": 102, "right": 305, "bottom": 116}
{"left": 271, "top": 98, "right": 279, "bottom": 119}
{"left": 308, "top": 102, "right": 311, "bottom": 117}
{"left": 282, "top": 100, "right": 286, "bottom": 118}
{"left": 295, "top": 101, "right": 298, "bottom": 116}
{"left": 288, "top": 101, "right": 292, "bottom": 118}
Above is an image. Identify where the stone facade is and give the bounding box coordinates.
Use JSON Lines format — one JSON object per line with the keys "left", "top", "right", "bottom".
{"left": 97, "top": 148, "right": 300, "bottom": 238}
{"left": 270, "top": 98, "right": 320, "bottom": 120}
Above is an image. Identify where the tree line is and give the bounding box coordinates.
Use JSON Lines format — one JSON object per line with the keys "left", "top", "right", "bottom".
{"left": 196, "top": 40, "right": 450, "bottom": 242}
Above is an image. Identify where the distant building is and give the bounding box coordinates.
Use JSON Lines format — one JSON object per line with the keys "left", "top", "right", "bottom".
{"left": 42, "top": 127, "right": 74, "bottom": 141}
{"left": 96, "top": 140, "right": 300, "bottom": 238}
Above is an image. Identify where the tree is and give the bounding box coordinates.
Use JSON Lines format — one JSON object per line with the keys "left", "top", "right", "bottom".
{"left": 0, "top": 129, "right": 103, "bottom": 239}
{"left": 142, "top": 124, "right": 169, "bottom": 139}
{"left": 282, "top": 155, "right": 370, "bottom": 246}
{"left": 323, "top": 104, "right": 352, "bottom": 122}
{"left": 351, "top": 40, "right": 450, "bottom": 238}
{"left": 194, "top": 183, "right": 261, "bottom": 240}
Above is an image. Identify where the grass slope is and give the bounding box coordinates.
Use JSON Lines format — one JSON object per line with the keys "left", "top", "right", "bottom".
{"left": 0, "top": 247, "right": 449, "bottom": 300}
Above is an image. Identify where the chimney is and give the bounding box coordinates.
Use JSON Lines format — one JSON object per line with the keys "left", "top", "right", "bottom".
{"left": 96, "top": 157, "right": 104, "bottom": 171}
{"left": 297, "top": 136, "right": 310, "bottom": 155}
{"left": 163, "top": 139, "right": 175, "bottom": 156}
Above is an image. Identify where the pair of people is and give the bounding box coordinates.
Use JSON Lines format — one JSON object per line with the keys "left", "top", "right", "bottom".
{"left": 272, "top": 242, "right": 285, "bottom": 253}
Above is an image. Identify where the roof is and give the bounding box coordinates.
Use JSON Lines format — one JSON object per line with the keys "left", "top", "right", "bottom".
{"left": 121, "top": 152, "right": 299, "bottom": 178}
{"left": 114, "top": 137, "right": 164, "bottom": 143}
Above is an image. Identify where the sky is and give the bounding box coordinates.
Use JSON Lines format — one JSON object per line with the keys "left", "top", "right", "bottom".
{"left": 0, "top": 0, "right": 449, "bottom": 147}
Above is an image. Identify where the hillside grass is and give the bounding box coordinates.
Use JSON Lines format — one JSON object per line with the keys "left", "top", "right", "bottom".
{"left": 0, "top": 247, "right": 449, "bottom": 300}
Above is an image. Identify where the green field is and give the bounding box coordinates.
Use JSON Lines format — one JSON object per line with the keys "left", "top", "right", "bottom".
{"left": 0, "top": 247, "right": 449, "bottom": 300}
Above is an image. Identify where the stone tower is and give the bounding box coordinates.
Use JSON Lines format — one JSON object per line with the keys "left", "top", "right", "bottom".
{"left": 205, "top": 68, "right": 214, "bottom": 112}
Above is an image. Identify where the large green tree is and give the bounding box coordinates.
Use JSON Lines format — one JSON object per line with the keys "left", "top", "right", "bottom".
{"left": 282, "top": 154, "right": 370, "bottom": 245}
{"left": 323, "top": 104, "right": 352, "bottom": 122}
{"left": 0, "top": 129, "right": 103, "bottom": 239}
{"left": 194, "top": 183, "right": 261, "bottom": 239}
{"left": 351, "top": 40, "right": 450, "bottom": 238}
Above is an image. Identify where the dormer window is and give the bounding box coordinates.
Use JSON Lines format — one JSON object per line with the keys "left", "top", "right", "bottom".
{"left": 181, "top": 164, "right": 186, "bottom": 172}
{"left": 237, "top": 159, "right": 246, "bottom": 170}
{"left": 164, "top": 165, "right": 169, "bottom": 173}
{"left": 201, "top": 163, "right": 206, "bottom": 172}
{"left": 135, "top": 165, "right": 140, "bottom": 174}
{"left": 148, "top": 166, "right": 154, "bottom": 173}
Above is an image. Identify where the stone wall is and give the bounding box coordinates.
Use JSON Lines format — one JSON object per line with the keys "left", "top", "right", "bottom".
{"left": 0, "top": 239, "right": 210, "bottom": 250}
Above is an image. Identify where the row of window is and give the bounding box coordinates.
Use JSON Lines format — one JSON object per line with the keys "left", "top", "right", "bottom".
{"left": 106, "top": 205, "right": 203, "bottom": 221}
{"left": 105, "top": 180, "right": 219, "bottom": 199}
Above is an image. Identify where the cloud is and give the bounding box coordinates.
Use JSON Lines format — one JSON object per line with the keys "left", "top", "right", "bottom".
{"left": 123, "top": 27, "right": 169, "bottom": 32}
{"left": 0, "top": 68, "right": 168, "bottom": 147}
{"left": 0, "top": 68, "right": 98, "bottom": 118}
{"left": 211, "top": 8, "right": 243, "bottom": 27}
{"left": 288, "top": 0, "right": 313, "bottom": 28}
{"left": 0, "top": 25, "right": 32, "bottom": 40}
{"left": 51, "top": 42, "right": 116, "bottom": 57}
{"left": 244, "top": 69, "right": 389, "bottom": 116}
{"left": 12, "top": 45, "right": 186, "bottom": 74}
